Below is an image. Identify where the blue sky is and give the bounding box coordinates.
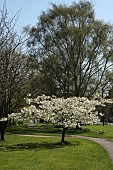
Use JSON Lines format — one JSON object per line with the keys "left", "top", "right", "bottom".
{"left": 0, "top": 0, "right": 113, "bottom": 31}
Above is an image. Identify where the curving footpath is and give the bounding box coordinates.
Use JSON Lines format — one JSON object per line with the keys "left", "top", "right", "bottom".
{"left": 71, "top": 135, "right": 113, "bottom": 164}
{"left": 17, "top": 134, "right": 113, "bottom": 164}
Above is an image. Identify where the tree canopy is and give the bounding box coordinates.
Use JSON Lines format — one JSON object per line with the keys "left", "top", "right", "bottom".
{"left": 25, "top": 1, "right": 113, "bottom": 97}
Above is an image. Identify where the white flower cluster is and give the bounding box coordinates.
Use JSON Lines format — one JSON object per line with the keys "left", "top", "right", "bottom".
{"left": 0, "top": 117, "right": 8, "bottom": 122}
{"left": 9, "top": 94, "right": 113, "bottom": 128}
{"left": 8, "top": 112, "right": 24, "bottom": 124}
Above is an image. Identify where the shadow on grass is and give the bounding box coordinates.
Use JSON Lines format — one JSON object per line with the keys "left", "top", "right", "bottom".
{"left": 6, "top": 124, "right": 90, "bottom": 136}
{"left": 6, "top": 124, "right": 62, "bottom": 135}
{"left": 67, "top": 128, "right": 90, "bottom": 135}
{"left": 0, "top": 141, "right": 80, "bottom": 152}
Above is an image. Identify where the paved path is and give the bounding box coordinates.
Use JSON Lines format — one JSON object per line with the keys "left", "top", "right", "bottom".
{"left": 71, "top": 135, "right": 113, "bottom": 164}
{"left": 17, "top": 134, "right": 113, "bottom": 164}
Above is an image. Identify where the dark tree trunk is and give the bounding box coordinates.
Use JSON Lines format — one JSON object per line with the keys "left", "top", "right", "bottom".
{"left": 1, "top": 130, "right": 4, "bottom": 140}
{"left": 101, "top": 115, "right": 105, "bottom": 126}
{"left": 0, "top": 121, "right": 8, "bottom": 141}
{"left": 102, "top": 119, "right": 105, "bottom": 126}
{"left": 61, "top": 127, "right": 67, "bottom": 143}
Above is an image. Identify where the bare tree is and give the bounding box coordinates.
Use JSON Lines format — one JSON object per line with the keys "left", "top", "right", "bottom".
{"left": 0, "top": 3, "right": 28, "bottom": 140}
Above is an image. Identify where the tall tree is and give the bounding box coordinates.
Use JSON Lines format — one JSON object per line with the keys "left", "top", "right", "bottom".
{"left": 25, "top": 1, "right": 113, "bottom": 97}
{"left": 0, "top": 4, "right": 28, "bottom": 140}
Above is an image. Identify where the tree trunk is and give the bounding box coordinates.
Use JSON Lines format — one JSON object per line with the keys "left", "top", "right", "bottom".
{"left": 61, "top": 127, "right": 67, "bottom": 143}
{"left": 102, "top": 120, "right": 105, "bottom": 126}
{"left": 1, "top": 130, "right": 4, "bottom": 140}
{"left": 102, "top": 115, "right": 105, "bottom": 126}
{"left": 0, "top": 121, "right": 8, "bottom": 141}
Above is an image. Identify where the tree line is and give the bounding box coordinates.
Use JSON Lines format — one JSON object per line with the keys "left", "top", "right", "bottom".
{"left": 1, "top": 1, "right": 113, "bottom": 140}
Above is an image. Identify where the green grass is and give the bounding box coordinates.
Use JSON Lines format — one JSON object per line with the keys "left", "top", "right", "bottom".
{"left": 6, "top": 123, "right": 62, "bottom": 136}
{"left": 0, "top": 134, "right": 113, "bottom": 170}
{"left": 6, "top": 123, "right": 113, "bottom": 139}
{"left": 4, "top": 124, "right": 113, "bottom": 169}
{"left": 73, "top": 125, "right": 113, "bottom": 139}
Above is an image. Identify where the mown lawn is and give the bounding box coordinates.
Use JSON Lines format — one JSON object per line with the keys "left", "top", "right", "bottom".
{"left": 72, "top": 125, "right": 113, "bottom": 139}
{"left": 0, "top": 133, "right": 113, "bottom": 170}
{"left": 6, "top": 123, "right": 113, "bottom": 139}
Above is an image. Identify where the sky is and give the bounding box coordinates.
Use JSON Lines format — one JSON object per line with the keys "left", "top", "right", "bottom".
{"left": 0, "top": 0, "right": 113, "bottom": 31}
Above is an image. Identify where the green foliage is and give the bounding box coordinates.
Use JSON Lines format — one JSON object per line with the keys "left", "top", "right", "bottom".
{"left": 25, "top": 1, "right": 113, "bottom": 97}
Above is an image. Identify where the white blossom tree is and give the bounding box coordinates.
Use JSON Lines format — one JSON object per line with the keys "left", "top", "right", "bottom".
{"left": 9, "top": 94, "right": 113, "bottom": 143}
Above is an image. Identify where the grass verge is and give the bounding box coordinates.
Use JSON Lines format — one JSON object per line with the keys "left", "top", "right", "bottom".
{"left": 0, "top": 134, "right": 113, "bottom": 170}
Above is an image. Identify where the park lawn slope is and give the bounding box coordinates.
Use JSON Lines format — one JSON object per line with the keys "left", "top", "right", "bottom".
{"left": 0, "top": 134, "right": 113, "bottom": 170}
{"left": 73, "top": 125, "right": 113, "bottom": 139}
